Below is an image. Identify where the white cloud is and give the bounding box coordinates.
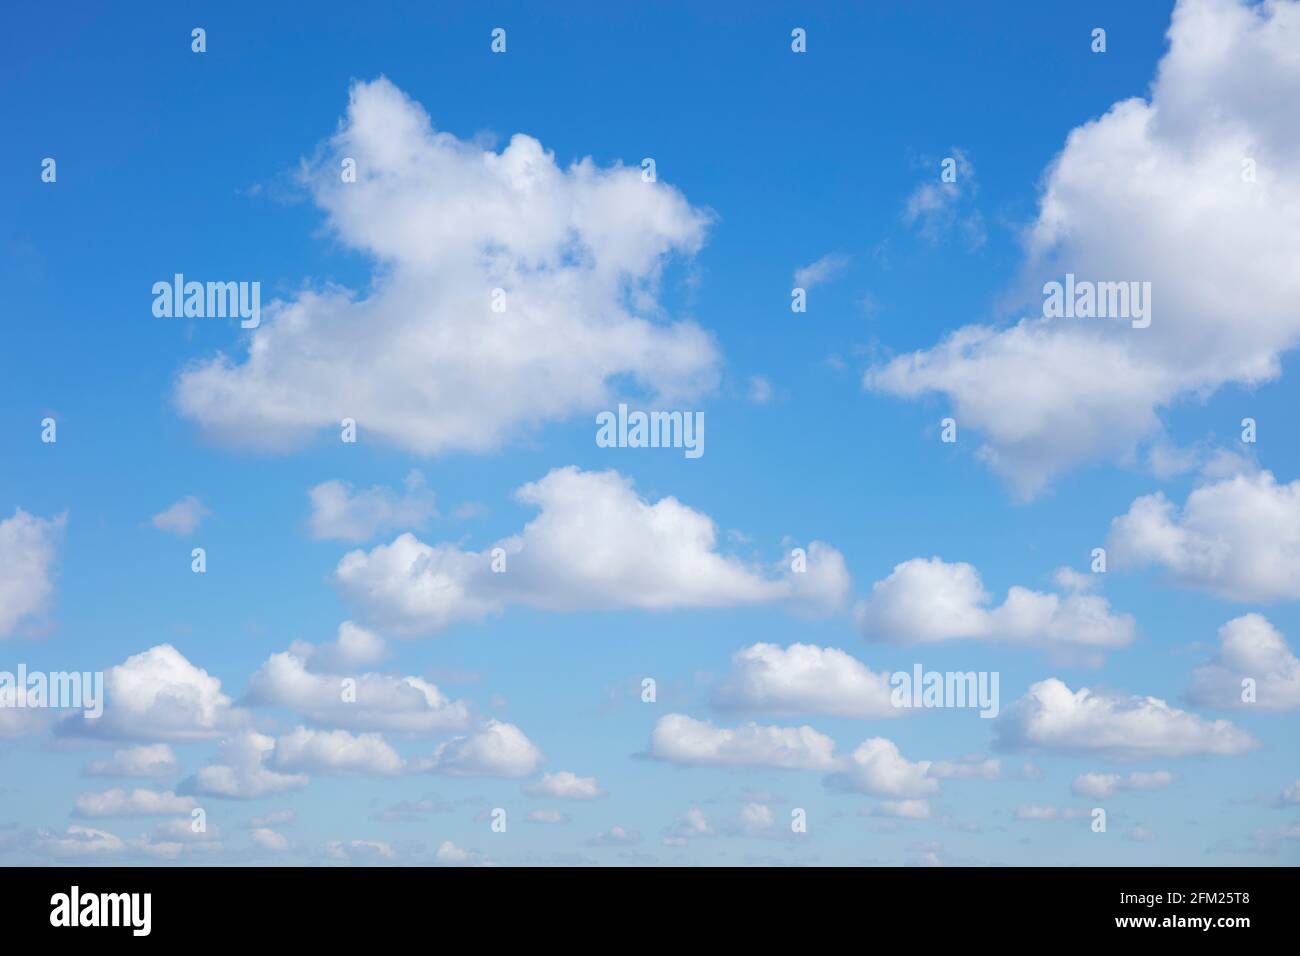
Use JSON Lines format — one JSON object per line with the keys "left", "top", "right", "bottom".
{"left": 711, "top": 642, "right": 901, "bottom": 719}
{"left": 245, "top": 644, "right": 472, "bottom": 735}
{"left": 794, "top": 253, "right": 849, "bottom": 290}
{"left": 1108, "top": 471, "right": 1300, "bottom": 601}
{"left": 433, "top": 840, "right": 470, "bottom": 863}
{"left": 73, "top": 788, "right": 197, "bottom": 818}
{"left": 250, "top": 828, "right": 291, "bottom": 852}
{"left": 183, "top": 732, "right": 309, "bottom": 799}
{"left": 1187, "top": 613, "right": 1300, "bottom": 711}
{"left": 902, "top": 148, "right": 983, "bottom": 247}
{"left": 328, "top": 839, "right": 396, "bottom": 863}
{"left": 414, "top": 720, "right": 543, "bottom": 778}
{"left": 586, "top": 826, "right": 642, "bottom": 847}
{"left": 1015, "top": 804, "right": 1061, "bottom": 821}
{"left": 176, "top": 77, "right": 718, "bottom": 456}
{"left": 1071, "top": 770, "right": 1175, "bottom": 798}
{"left": 997, "top": 678, "right": 1256, "bottom": 758}
{"left": 334, "top": 467, "right": 849, "bottom": 635}
{"left": 307, "top": 472, "right": 435, "bottom": 543}
{"left": 737, "top": 802, "right": 775, "bottom": 833}
{"left": 867, "top": 0, "right": 1300, "bottom": 497}
{"left": 747, "top": 375, "right": 774, "bottom": 404}
{"left": 0, "top": 508, "right": 64, "bottom": 638}
{"left": 59, "top": 644, "right": 244, "bottom": 741}
{"left": 84, "top": 744, "right": 178, "bottom": 779}
{"left": 855, "top": 557, "right": 1135, "bottom": 653}
{"left": 523, "top": 771, "right": 603, "bottom": 800}
{"left": 0, "top": 707, "right": 48, "bottom": 739}
{"left": 873, "top": 799, "right": 932, "bottom": 820}
{"left": 831, "top": 738, "right": 938, "bottom": 798}
{"left": 526, "top": 809, "right": 569, "bottom": 824}
{"left": 153, "top": 817, "right": 221, "bottom": 844}
{"left": 272, "top": 726, "right": 405, "bottom": 776}
{"left": 151, "top": 496, "right": 209, "bottom": 535}
{"left": 34, "top": 825, "right": 126, "bottom": 859}
{"left": 666, "top": 807, "right": 714, "bottom": 841}
{"left": 648, "top": 714, "right": 836, "bottom": 770}
{"left": 291, "top": 620, "right": 388, "bottom": 672}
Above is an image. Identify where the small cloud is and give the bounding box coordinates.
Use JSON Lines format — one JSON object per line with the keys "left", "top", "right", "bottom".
{"left": 151, "top": 497, "right": 209, "bottom": 535}
{"left": 794, "top": 253, "right": 849, "bottom": 290}
{"left": 747, "top": 375, "right": 774, "bottom": 405}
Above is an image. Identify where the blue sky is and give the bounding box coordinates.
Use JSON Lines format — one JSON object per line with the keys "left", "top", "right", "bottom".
{"left": 2, "top": 0, "right": 1299, "bottom": 865}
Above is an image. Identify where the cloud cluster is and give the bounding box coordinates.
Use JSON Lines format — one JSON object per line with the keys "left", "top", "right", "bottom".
{"left": 307, "top": 472, "right": 435, "bottom": 543}
{"left": 867, "top": 0, "right": 1300, "bottom": 497}
{"left": 176, "top": 77, "right": 719, "bottom": 455}
{"left": 1108, "top": 470, "right": 1300, "bottom": 601}
{"left": 855, "top": 557, "right": 1134, "bottom": 655}
{"left": 1187, "top": 613, "right": 1300, "bottom": 711}
{"left": 997, "top": 678, "right": 1256, "bottom": 758}
{"left": 711, "top": 642, "right": 901, "bottom": 719}
{"left": 648, "top": 714, "right": 837, "bottom": 770}
{"left": 59, "top": 644, "right": 244, "bottom": 742}
{"left": 335, "top": 467, "right": 849, "bottom": 634}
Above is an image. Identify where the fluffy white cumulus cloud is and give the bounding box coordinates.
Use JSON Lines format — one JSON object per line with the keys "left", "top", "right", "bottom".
{"left": 59, "top": 644, "right": 244, "bottom": 741}
{"left": 866, "top": 0, "right": 1300, "bottom": 498}
{"left": 307, "top": 472, "right": 436, "bottom": 543}
{"left": 84, "top": 744, "right": 179, "bottom": 779}
{"left": 711, "top": 642, "right": 901, "bottom": 718}
{"left": 271, "top": 727, "right": 405, "bottom": 776}
{"left": 855, "top": 557, "right": 1135, "bottom": 654}
{"left": 1187, "top": 614, "right": 1300, "bottom": 711}
{"left": 523, "top": 771, "right": 603, "bottom": 800}
{"left": 414, "top": 720, "right": 543, "bottom": 778}
{"left": 244, "top": 642, "right": 472, "bottom": 735}
{"left": 183, "top": 732, "right": 309, "bottom": 799}
{"left": 334, "top": 467, "right": 849, "bottom": 635}
{"left": 647, "top": 714, "right": 837, "bottom": 770}
{"left": 1108, "top": 470, "right": 1300, "bottom": 601}
{"left": 831, "top": 737, "right": 938, "bottom": 798}
{"left": 0, "top": 508, "right": 65, "bottom": 638}
{"left": 175, "top": 76, "right": 718, "bottom": 455}
{"left": 997, "top": 678, "right": 1256, "bottom": 758}
{"left": 73, "top": 788, "right": 197, "bottom": 818}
